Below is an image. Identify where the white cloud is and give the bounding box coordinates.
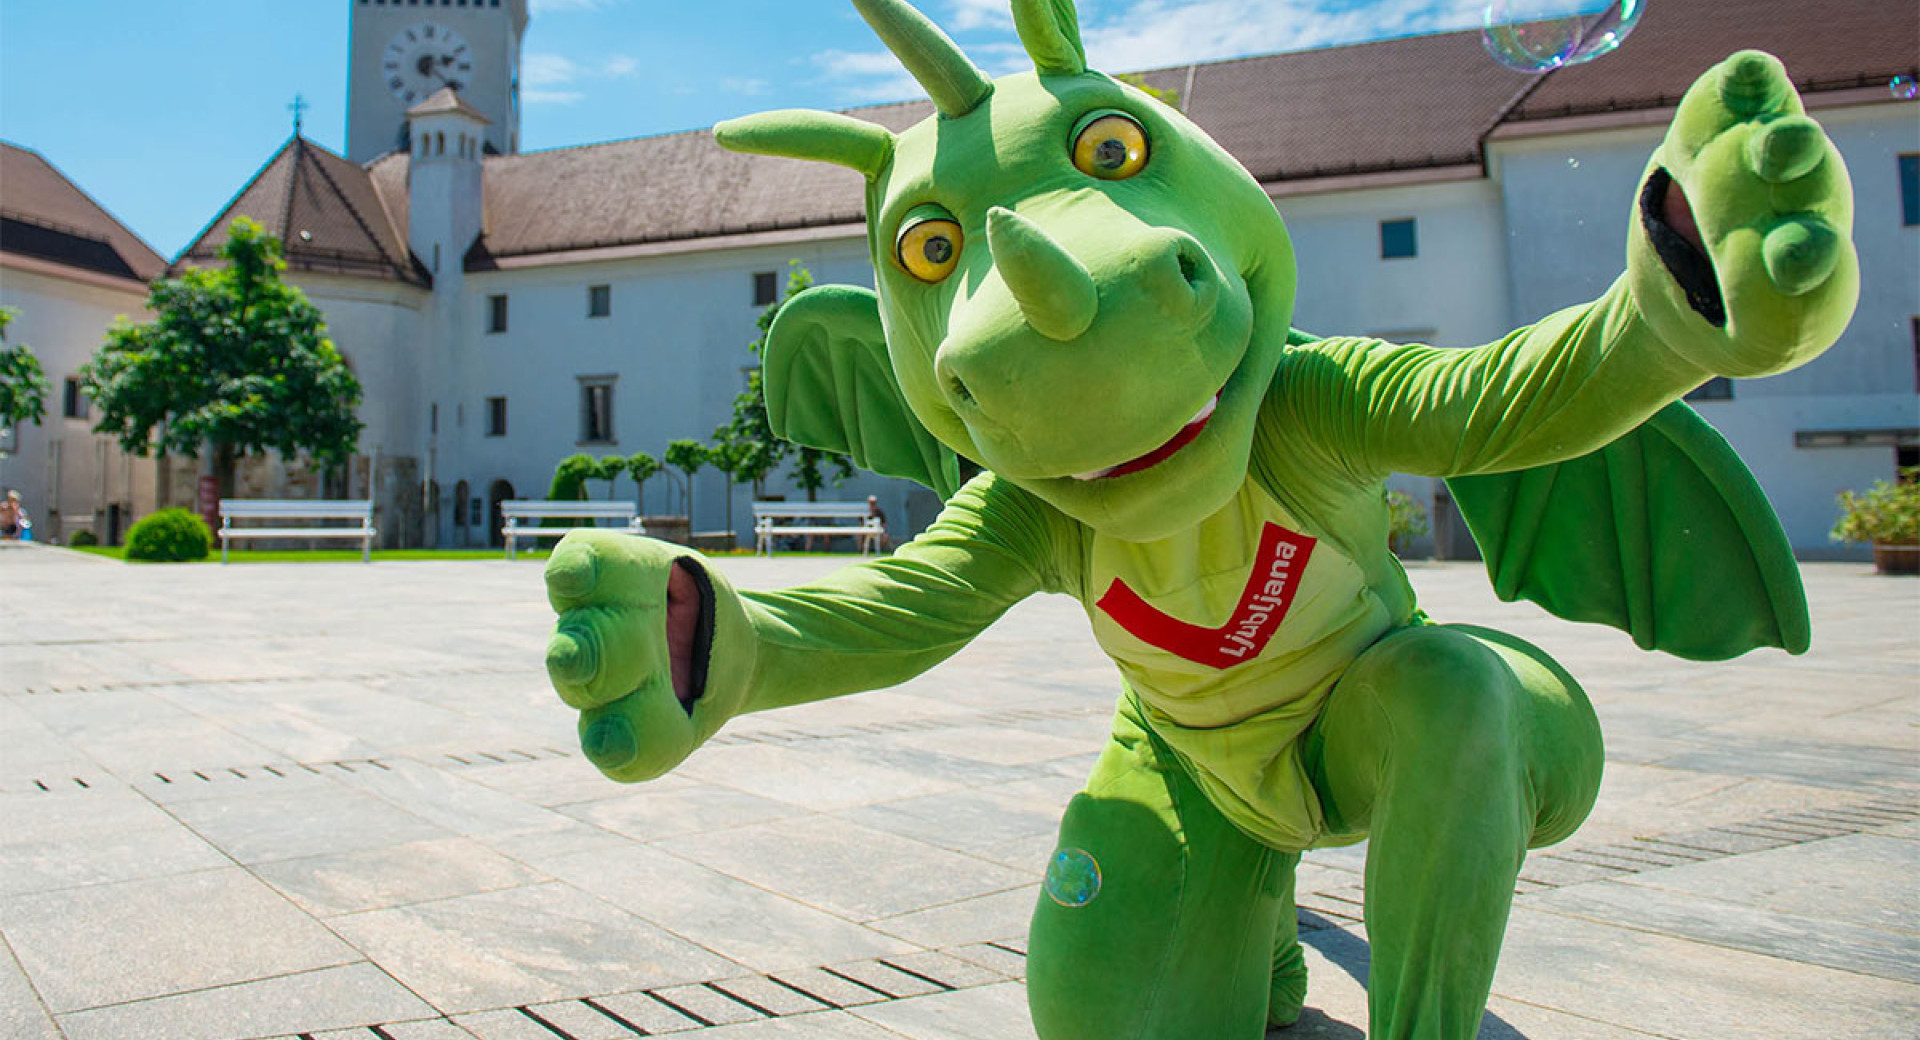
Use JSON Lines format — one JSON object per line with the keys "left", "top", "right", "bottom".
{"left": 947, "top": 0, "right": 1013, "bottom": 31}
{"left": 1079, "top": 0, "right": 1485, "bottom": 71}
{"left": 522, "top": 53, "right": 581, "bottom": 88}
{"left": 520, "top": 51, "right": 638, "bottom": 104}
{"left": 722, "top": 77, "right": 771, "bottom": 95}
{"left": 523, "top": 89, "right": 587, "bottom": 105}
{"left": 817, "top": 0, "right": 1485, "bottom": 104}
{"left": 813, "top": 48, "right": 924, "bottom": 103}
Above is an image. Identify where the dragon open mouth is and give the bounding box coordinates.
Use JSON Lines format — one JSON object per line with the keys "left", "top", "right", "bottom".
{"left": 1071, "top": 394, "right": 1219, "bottom": 481}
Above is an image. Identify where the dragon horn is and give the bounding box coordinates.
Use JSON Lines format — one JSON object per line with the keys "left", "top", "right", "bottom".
{"left": 851, "top": 0, "right": 993, "bottom": 117}
{"left": 714, "top": 110, "right": 895, "bottom": 179}
{"left": 1011, "top": 0, "right": 1087, "bottom": 76}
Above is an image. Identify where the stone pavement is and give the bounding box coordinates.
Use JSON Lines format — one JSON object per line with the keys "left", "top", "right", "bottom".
{"left": 1, "top": 541, "right": 1914, "bottom": 1040}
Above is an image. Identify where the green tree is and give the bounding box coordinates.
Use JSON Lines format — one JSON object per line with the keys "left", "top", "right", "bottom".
{"left": 705, "top": 438, "right": 752, "bottom": 535}
{"left": 1115, "top": 72, "right": 1181, "bottom": 110}
{"left": 544, "top": 453, "right": 597, "bottom": 528}
{"left": 791, "top": 446, "right": 855, "bottom": 503}
{"left": 664, "top": 438, "right": 708, "bottom": 522}
{"left": 82, "top": 219, "right": 362, "bottom": 494}
{"left": 0, "top": 308, "right": 50, "bottom": 432}
{"left": 591, "top": 455, "right": 626, "bottom": 499}
{"left": 715, "top": 260, "right": 855, "bottom": 500}
{"left": 625, "top": 451, "right": 659, "bottom": 514}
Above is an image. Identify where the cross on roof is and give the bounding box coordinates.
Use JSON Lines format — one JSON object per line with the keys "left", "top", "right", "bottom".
{"left": 289, "top": 94, "right": 310, "bottom": 136}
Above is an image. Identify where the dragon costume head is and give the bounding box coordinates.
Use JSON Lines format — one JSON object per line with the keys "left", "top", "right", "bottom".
{"left": 716, "top": 0, "right": 1298, "bottom": 541}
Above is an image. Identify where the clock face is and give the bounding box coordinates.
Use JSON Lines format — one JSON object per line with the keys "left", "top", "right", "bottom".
{"left": 383, "top": 23, "right": 474, "bottom": 106}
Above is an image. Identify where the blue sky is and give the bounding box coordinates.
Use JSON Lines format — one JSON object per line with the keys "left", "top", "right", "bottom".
{"left": 0, "top": 0, "right": 1502, "bottom": 259}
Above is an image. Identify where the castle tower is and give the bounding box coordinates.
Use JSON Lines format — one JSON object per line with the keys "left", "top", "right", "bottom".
{"left": 346, "top": 0, "right": 527, "bottom": 163}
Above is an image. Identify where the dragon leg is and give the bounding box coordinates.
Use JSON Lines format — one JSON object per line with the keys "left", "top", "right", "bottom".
{"left": 1303, "top": 623, "right": 1604, "bottom": 1039}
{"left": 1027, "top": 693, "right": 1296, "bottom": 1040}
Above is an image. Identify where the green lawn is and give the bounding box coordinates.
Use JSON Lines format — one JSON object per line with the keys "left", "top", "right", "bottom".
{"left": 65, "top": 545, "right": 853, "bottom": 563}
{"left": 69, "top": 545, "right": 549, "bottom": 563}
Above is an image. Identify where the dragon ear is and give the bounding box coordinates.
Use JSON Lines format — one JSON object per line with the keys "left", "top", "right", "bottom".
{"left": 765, "top": 285, "right": 962, "bottom": 499}
{"left": 1012, "top": 0, "right": 1087, "bottom": 76}
{"left": 714, "top": 110, "right": 895, "bottom": 179}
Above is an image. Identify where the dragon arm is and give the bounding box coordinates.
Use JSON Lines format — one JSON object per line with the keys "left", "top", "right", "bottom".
{"left": 1269, "top": 51, "right": 1853, "bottom": 484}
{"left": 732, "top": 472, "right": 1072, "bottom": 714}
{"left": 1271, "top": 277, "right": 1709, "bottom": 481}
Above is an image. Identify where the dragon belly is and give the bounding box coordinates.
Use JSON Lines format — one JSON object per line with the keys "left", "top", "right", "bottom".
{"left": 1085, "top": 479, "right": 1401, "bottom": 849}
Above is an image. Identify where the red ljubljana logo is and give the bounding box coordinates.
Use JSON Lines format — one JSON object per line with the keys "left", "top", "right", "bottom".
{"left": 1096, "top": 523, "right": 1316, "bottom": 669}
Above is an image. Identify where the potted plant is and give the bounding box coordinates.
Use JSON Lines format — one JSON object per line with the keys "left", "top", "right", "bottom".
{"left": 1830, "top": 468, "right": 1919, "bottom": 575}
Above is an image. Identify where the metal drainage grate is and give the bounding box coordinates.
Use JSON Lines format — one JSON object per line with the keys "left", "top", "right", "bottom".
{"left": 440, "top": 746, "right": 575, "bottom": 768}
{"left": 279, "top": 946, "right": 1025, "bottom": 1038}
{"left": 1295, "top": 795, "right": 1919, "bottom": 923}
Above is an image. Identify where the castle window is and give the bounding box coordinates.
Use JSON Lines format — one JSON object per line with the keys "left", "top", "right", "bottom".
{"left": 1380, "top": 218, "right": 1418, "bottom": 260}
{"left": 1685, "top": 377, "right": 1734, "bottom": 401}
{"left": 588, "top": 284, "right": 611, "bottom": 318}
{"left": 579, "top": 377, "right": 616, "bottom": 444}
{"left": 487, "top": 294, "right": 508, "bottom": 333}
{"left": 62, "top": 377, "right": 90, "bottom": 420}
{"left": 1901, "top": 154, "right": 1919, "bottom": 226}
{"left": 485, "top": 397, "right": 507, "bottom": 437}
{"left": 753, "top": 270, "right": 778, "bottom": 306}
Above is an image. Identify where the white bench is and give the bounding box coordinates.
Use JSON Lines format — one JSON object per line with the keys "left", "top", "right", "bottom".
{"left": 218, "top": 499, "right": 376, "bottom": 563}
{"left": 501, "top": 500, "right": 644, "bottom": 560}
{"left": 753, "top": 501, "right": 884, "bottom": 556}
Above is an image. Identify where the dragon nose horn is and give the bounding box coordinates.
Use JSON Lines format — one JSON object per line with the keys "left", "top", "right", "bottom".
{"left": 987, "top": 206, "right": 1097, "bottom": 342}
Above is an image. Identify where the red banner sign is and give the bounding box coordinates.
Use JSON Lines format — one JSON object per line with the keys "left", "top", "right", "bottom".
{"left": 1096, "top": 522, "right": 1317, "bottom": 669}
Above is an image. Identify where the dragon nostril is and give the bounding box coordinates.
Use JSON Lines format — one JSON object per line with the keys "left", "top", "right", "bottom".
{"left": 949, "top": 376, "right": 975, "bottom": 405}
{"left": 1177, "top": 248, "right": 1201, "bottom": 287}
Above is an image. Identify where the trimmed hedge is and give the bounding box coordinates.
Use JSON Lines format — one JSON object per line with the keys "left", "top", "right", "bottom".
{"left": 125, "top": 508, "right": 212, "bottom": 562}
{"left": 66, "top": 529, "right": 98, "bottom": 547}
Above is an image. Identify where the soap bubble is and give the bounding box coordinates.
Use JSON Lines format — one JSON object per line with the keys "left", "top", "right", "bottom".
{"left": 1484, "top": 0, "right": 1644, "bottom": 73}
{"left": 1044, "top": 847, "right": 1102, "bottom": 907}
{"left": 1893, "top": 77, "right": 1918, "bottom": 101}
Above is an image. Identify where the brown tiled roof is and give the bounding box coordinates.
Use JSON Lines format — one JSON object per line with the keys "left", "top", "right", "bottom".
{"left": 175, "top": 136, "right": 423, "bottom": 284}
{"left": 1506, "top": 0, "right": 1918, "bottom": 121}
{"left": 1128, "top": 32, "right": 1534, "bottom": 183}
{"left": 184, "top": 0, "right": 1915, "bottom": 278}
{"left": 408, "top": 87, "right": 491, "bottom": 124}
{"left": 0, "top": 142, "right": 167, "bottom": 284}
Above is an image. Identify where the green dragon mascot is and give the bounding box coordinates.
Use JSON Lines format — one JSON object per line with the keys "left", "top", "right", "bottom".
{"left": 540, "top": 0, "right": 1856, "bottom": 1035}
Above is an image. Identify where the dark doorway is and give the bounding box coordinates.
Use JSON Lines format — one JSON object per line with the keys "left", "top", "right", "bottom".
{"left": 488, "top": 479, "right": 514, "bottom": 548}
{"left": 453, "top": 479, "right": 471, "bottom": 546}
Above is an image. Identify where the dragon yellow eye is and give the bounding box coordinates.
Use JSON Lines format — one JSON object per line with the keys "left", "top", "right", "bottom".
{"left": 1072, "top": 113, "right": 1149, "bottom": 180}
{"left": 897, "top": 218, "right": 963, "bottom": 283}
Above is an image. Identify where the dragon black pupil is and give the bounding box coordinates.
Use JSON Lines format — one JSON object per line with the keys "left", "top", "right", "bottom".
{"left": 1096, "top": 138, "right": 1127, "bottom": 169}
{"left": 923, "top": 236, "right": 953, "bottom": 264}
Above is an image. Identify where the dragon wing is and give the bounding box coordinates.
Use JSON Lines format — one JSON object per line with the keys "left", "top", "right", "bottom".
{"left": 1445, "top": 400, "right": 1810, "bottom": 660}
{"left": 763, "top": 285, "right": 963, "bottom": 500}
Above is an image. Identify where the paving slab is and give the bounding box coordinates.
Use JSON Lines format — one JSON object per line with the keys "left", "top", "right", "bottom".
{"left": 53, "top": 962, "right": 436, "bottom": 1040}
{"left": 539, "top": 842, "right": 920, "bottom": 972}
{"left": 326, "top": 881, "right": 740, "bottom": 1014}
{"left": 0, "top": 548, "right": 1913, "bottom": 1038}
{"left": 1, "top": 867, "right": 361, "bottom": 1012}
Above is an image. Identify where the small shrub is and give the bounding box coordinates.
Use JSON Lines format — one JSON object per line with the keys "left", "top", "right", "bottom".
{"left": 66, "top": 529, "right": 98, "bottom": 547}
{"left": 1386, "top": 490, "right": 1431, "bottom": 554}
{"left": 125, "top": 508, "right": 212, "bottom": 562}
{"left": 1831, "top": 468, "right": 1920, "bottom": 546}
